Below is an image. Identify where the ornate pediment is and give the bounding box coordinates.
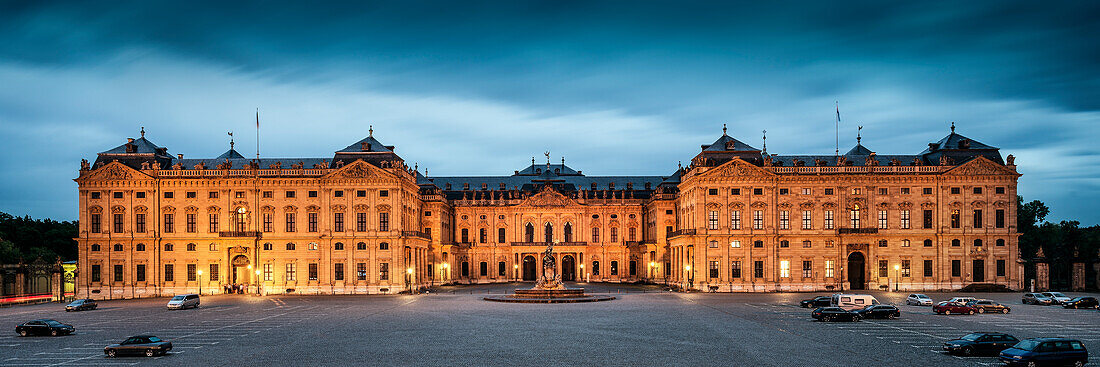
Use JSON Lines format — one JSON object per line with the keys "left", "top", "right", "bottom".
{"left": 945, "top": 156, "right": 1016, "bottom": 176}
{"left": 184, "top": 205, "right": 199, "bottom": 213}
{"left": 703, "top": 158, "right": 774, "bottom": 178}
{"left": 83, "top": 161, "right": 145, "bottom": 181}
{"left": 518, "top": 185, "right": 578, "bottom": 208}
{"left": 325, "top": 160, "right": 386, "bottom": 179}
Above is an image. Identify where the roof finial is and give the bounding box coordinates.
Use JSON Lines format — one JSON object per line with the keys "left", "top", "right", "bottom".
{"left": 761, "top": 129, "right": 767, "bottom": 153}
{"left": 369, "top": 125, "right": 373, "bottom": 137}
{"left": 532, "top": 156, "right": 535, "bottom": 166}
{"left": 950, "top": 121, "right": 955, "bottom": 133}
{"left": 857, "top": 125, "right": 862, "bottom": 145}
{"left": 140, "top": 126, "right": 145, "bottom": 138}
{"left": 722, "top": 123, "right": 727, "bottom": 136}
{"left": 414, "top": 162, "right": 418, "bottom": 172}
{"left": 678, "top": 161, "right": 682, "bottom": 170}
{"left": 561, "top": 157, "right": 565, "bottom": 166}
{"left": 544, "top": 151, "right": 551, "bottom": 168}
{"left": 228, "top": 131, "right": 234, "bottom": 150}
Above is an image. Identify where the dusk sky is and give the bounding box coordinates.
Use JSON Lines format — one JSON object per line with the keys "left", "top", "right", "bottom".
{"left": 1, "top": 1, "right": 1098, "bottom": 224}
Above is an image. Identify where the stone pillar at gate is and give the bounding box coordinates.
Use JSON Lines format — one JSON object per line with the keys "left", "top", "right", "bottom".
{"left": 14, "top": 270, "right": 25, "bottom": 295}
{"left": 1071, "top": 262, "right": 1085, "bottom": 291}
{"left": 1035, "top": 262, "right": 1050, "bottom": 291}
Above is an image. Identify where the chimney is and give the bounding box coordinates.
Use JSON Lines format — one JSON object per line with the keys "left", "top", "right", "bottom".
{"left": 177, "top": 154, "right": 184, "bottom": 159}
{"left": 361, "top": 142, "right": 370, "bottom": 151}
{"left": 928, "top": 143, "right": 938, "bottom": 151}
{"left": 127, "top": 138, "right": 135, "bottom": 143}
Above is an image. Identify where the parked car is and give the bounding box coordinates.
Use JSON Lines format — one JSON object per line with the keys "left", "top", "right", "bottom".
{"left": 1062, "top": 297, "right": 1099, "bottom": 309}
{"left": 1040, "top": 292, "right": 1072, "bottom": 305}
{"left": 65, "top": 299, "right": 97, "bottom": 312}
{"left": 830, "top": 294, "right": 880, "bottom": 311}
{"left": 999, "top": 338, "right": 1088, "bottom": 366}
{"left": 15, "top": 319, "right": 75, "bottom": 337}
{"left": 104, "top": 335, "right": 173, "bottom": 357}
{"left": 943, "top": 332, "right": 1020, "bottom": 356}
{"left": 800, "top": 296, "right": 832, "bottom": 308}
{"left": 966, "top": 300, "right": 1011, "bottom": 314}
{"left": 857, "top": 305, "right": 901, "bottom": 319}
{"left": 947, "top": 297, "right": 978, "bottom": 304}
{"left": 811, "top": 307, "right": 862, "bottom": 322}
{"left": 906, "top": 294, "right": 933, "bottom": 306}
{"left": 166, "top": 294, "right": 200, "bottom": 309}
{"left": 933, "top": 301, "right": 978, "bottom": 315}
{"left": 1022, "top": 293, "right": 1054, "bottom": 305}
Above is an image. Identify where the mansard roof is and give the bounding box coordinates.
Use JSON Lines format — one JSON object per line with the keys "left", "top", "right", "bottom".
{"left": 702, "top": 133, "right": 759, "bottom": 152}
{"left": 99, "top": 137, "right": 166, "bottom": 155}
{"left": 215, "top": 148, "right": 246, "bottom": 160}
{"left": 516, "top": 163, "right": 581, "bottom": 176}
{"left": 845, "top": 143, "right": 874, "bottom": 156}
{"left": 336, "top": 136, "right": 393, "bottom": 153}
{"left": 920, "top": 131, "right": 997, "bottom": 154}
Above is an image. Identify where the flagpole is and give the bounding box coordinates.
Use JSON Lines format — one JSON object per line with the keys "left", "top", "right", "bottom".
{"left": 256, "top": 108, "right": 260, "bottom": 162}
{"left": 835, "top": 101, "right": 840, "bottom": 159}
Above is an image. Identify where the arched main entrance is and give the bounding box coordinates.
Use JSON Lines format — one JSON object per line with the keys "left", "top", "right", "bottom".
{"left": 847, "top": 252, "right": 865, "bottom": 290}
{"left": 522, "top": 255, "right": 537, "bottom": 281}
{"left": 231, "top": 255, "right": 250, "bottom": 286}
{"left": 561, "top": 255, "right": 576, "bottom": 281}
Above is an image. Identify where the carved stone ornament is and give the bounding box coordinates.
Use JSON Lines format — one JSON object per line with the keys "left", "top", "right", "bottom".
{"left": 920, "top": 202, "right": 936, "bottom": 209}
{"left": 992, "top": 200, "right": 1007, "bottom": 208}
{"left": 283, "top": 205, "right": 298, "bottom": 212}
{"left": 88, "top": 205, "right": 103, "bottom": 214}
{"left": 376, "top": 204, "right": 391, "bottom": 212}
{"left": 777, "top": 202, "right": 792, "bottom": 209}
{"left": 1006, "top": 154, "right": 1015, "bottom": 165}
{"left": 184, "top": 205, "right": 199, "bottom": 213}
{"left": 353, "top": 204, "right": 369, "bottom": 211}
{"left": 876, "top": 202, "right": 890, "bottom": 210}
{"left": 99, "top": 164, "right": 133, "bottom": 180}
{"left": 705, "top": 202, "right": 722, "bottom": 209}
{"left": 521, "top": 186, "right": 576, "bottom": 208}
{"left": 716, "top": 159, "right": 766, "bottom": 177}
{"left": 950, "top": 157, "right": 1005, "bottom": 176}
{"left": 971, "top": 200, "right": 986, "bottom": 208}
{"left": 111, "top": 205, "right": 126, "bottom": 213}
{"left": 331, "top": 204, "right": 347, "bottom": 212}
{"left": 80, "top": 159, "right": 90, "bottom": 171}
{"left": 898, "top": 202, "right": 914, "bottom": 210}
{"left": 799, "top": 202, "right": 815, "bottom": 210}
{"left": 134, "top": 205, "right": 148, "bottom": 213}
{"left": 729, "top": 202, "right": 744, "bottom": 210}
{"left": 750, "top": 201, "right": 768, "bottom": 209}
{"left": 207, "top": 206, "right": 220, "bottom": 212}
{"left": 306, "top": 205, "right": 321, "bottom": 212}
{"left": 261, "top": 205, "right": 275, "bottom": 212}
{"left": 822, "top": 202, "right": 838, "bottom": 210}
{"left": 949, "top": 201, "right": 962, "bottom": 209}
{"left": 341, "top": 162, "right": 370, "bottom": 178}
{"left": 160, "top": 206, "right": 175, "bottom": 213}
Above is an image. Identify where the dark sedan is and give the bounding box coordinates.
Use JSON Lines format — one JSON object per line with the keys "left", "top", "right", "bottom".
{"left": 943, "top": 332, "right": 1019, "bottom": 356}
{"left": 1000, "top": 338, "right": 1088, "bottom": 366}
{"left": 857, "top": 305, "right": 901, "bottom": 319}
{"left": 66, "top": 298, "right": 97, "bottom": 312}
{"left": 811, "top": 307, "right": 861, "bottom": 322}
{"left": 800, "top": 296, "right": 832, "bottom": 308}
{"left": 966, "top": 300, "right": 1011, "bottom": 314}
{"left": 933, "top": 301, "right": 978, "bottom": 315}
{"left": 16, "top": 319, "right": 75, "bottom": 337}
{"left": 1062, "top": 296, "right": 1099, "bottom": 309}
{"left": 104, "top": 335, "right": 172, "bottom": 357}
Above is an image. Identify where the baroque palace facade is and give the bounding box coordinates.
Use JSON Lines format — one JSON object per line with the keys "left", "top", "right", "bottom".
{"left": 74, "top": 124, "right": 1021, "bottom": 299}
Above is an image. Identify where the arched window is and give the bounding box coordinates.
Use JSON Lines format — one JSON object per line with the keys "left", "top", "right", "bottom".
{"left": 564, "top": 223, "right": 573, "bottom": 242}
{"left": 973, "top": 239, "right": 982, "bottom": 247}
{"left": 996, "top": 239, "right": 1005, "bottom": 247}
{"left": 334, "top": 242, "right": 344, "bottom": 250}
{"left": 357, "top": 242, "right": 366, "bottom": 250}
{"left": 187, "top": 243, "right": 197, "bottom": 251}
{"left": 285, "top": 242, "right": 295, "bottom": 250}
{"left": 113, "top": 244, "right": 123, "bottom": 251}
{"left": 951, "top": 239, "right": 960, "bottom": 247}
{"left": 135, "top": 243, "right": 145, "bottom": 251}
{"left": 924, "top": 239, "right": 933, "bottom": 247}
{"left": 592, "top": 261, "right": 600, "bottom": 276}
{"left": 525, "top": 223, "right": 535, "bottom": 242}
{"left": 263, "top": 242, "right": 272, "bottom": 250}
{"left": 544, "top": 222, "right": 553, "bottom": 243}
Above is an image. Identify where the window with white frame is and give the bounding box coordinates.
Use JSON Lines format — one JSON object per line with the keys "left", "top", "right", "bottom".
{"left": 850, "top": 209, "right": 860, "bottom": 229}
{"left": 824, "top": 210, "right": 834, "bottom": 229}
{"left": 730, "top": 240, "right": 741, "bottom": 248}
{"left": 730, "top": 211, "right": 741, "bottom": 230}
{"left": 825, "top": 260, "right": 835, "bottom": 278}
{"left": 878, "top": 210, "right": 888, "bottom": 229}
{"left": 779, "top": 211, "right": 789, "bottom": 230}
{"left": 802, "top": 210, "right": 812, "bottom": 229}
{"left": 900, "top": 210, "right": 910, "bottom": 229}
{"left": 285, "top": 263, "right": 296, "bottom": 281}
{"left": 708, "top": 210, "right": 719, "bottom": 230}
{"left": 263, "top": 263, "right": 272, "bottom": 281}
{"left": 779, "top": 260, "right": 790, "bottom": 278}
{"left": 901, "top": 239, "right": 910, "bottom": 247}
{"left": 752, "top": 210, "right": 763, "bottom": 230}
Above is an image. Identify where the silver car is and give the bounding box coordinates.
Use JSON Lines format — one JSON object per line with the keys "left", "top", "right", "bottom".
{"left": 906, "top": 294, "right": 933, "bottom": 306}
{"left": 166, "top": 294, "right": 199, "bottom": 309}
{"left": 1040, "top": 292, "right": 1072, "bottom": 305}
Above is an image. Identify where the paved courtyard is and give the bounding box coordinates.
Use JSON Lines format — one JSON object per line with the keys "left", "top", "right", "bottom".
{"left": 2, "top": 283, "right": 1098, "bottom": 366}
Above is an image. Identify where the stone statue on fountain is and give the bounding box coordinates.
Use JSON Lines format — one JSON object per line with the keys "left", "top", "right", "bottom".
{"left": 534, "top": 242, "right": 564, "bottom": 290}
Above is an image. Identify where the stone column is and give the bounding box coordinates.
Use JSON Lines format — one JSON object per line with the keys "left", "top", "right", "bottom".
{"left": 14, "top": 271, "right": 25, "bottom": 295}
{"left": 1071, "top": 262, "right": 1085, "bottom": 291}
{"left": 51, "top": 271, "right": 62, "bottom": 301}
{"left": 1035, "top": 262, "right": 1050, "bottom": 291}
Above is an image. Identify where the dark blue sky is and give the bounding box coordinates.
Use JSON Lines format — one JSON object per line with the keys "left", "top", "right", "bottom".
{"left": 1, "top": 1, "right": 1098, "bottom": 224}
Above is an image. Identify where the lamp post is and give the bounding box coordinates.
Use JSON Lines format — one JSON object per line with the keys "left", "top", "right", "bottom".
{"left": 649, "top": 262, "right": 657, "bottom": 283}
{"left": 893, "top": 264, "right": 900, "bottom": 292}
{"left": 406, "top": 267, "right": 414, "bottom": 294}
{"left": 442, "top": 263, "right": 450, "bottom": 285}
{"left": 513, "top": 264, "right": 518, "bottom": 282}
{"left": 685, "top": 265, "right": 693, "bottom": 290}
{"left": 255, "top": 270, "right": 262, "bottom": 295}
{"left": 579, "top": 263, "right": 585, "bottom": 282}
{"left": 197, "top": 269, "right": 204, "bottom": 295}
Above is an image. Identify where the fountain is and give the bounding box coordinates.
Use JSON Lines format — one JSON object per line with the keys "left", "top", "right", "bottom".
{"left": 484, "top": 243, "right": 614, "bottom": 303}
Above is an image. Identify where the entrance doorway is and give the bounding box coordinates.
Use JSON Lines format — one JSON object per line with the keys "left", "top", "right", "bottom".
{"left": 847, "top": 252, "right": 865, "bottom": 290}
{"left": 522, "top": 255, "right": 536, "bottom": 281}
{"left": 973, "top": 259, "right": 985, "bottom": 282}
{"left": 561, "top": 255, "right": 576, "bottom": 281}
{"left": 231, "top": 255, "right": 250, "bottom": 285}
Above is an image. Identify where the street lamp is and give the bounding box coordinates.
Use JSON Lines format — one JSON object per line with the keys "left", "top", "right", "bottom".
{"left": 197, "top": 269, "right": 203, "bottom": 295}
{"left": 513, "top": 264, "right": 518, "bottom": 282}
{"left": 579, "top": 263, "right": 585, "bottom": 282}
{"left": 406, "top": 267, "right": 414, "bottom": 294}
{"left": 442, "top": 263, "right": 450, "bottom": 284}
{"left": 685, "top": 265, "right": 693, "bottom": 290}
{"left": 893, "top": 264, "right": 901, "bottom": 291}
{"left": 255, "top": 270, "right": 262, "bottom": 295}
{"left": 649, "top": 262, "right": 656, "bottom": 282}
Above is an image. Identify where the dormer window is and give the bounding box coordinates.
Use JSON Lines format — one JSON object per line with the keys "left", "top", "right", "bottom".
{"left": 499, "top": 183, "right": 506, "bottom": 190}
{"left": 590, "top": 183, "right": 597, "bottom": 190}
{"left": 554, "top": 169, "right": 560, "bottom": 174}
{"left": 481, "top": 183, "right": 488, "bottom": 190}
{"left": 644, "top": 182, "right": 651, "bottom": 190}
{"left": 360, "top": 142, "right": 370, "bottom": 151}
{"left": 536, "top": 168, "right": 541, "bottom": 174}
{"left": 626, "top": 183, "right": 633, "bottom": 190}
{"left": 445, "top": 183, "right": 452, "bottom": 190}
{"left": 463, "top": 183, "right": 470, "bottom": 190}
{"left": 959, "top": 139, "right": 970, "bottom": 149}
{"left": 608, "top": 182, "right": 615, "bottom": 190}
{"left": 125, "top": 144, "right": 136, "bottom": 153}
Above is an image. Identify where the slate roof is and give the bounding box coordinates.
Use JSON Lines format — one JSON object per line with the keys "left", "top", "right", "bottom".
{"left": 920, "top": 132, "right": 997, "bottom": 154}
{"left": 215, "top": 148, "right": 247, "bottom": 160}
{"left": 99, "top": 137, "right": 165, "bottom": 155}
{"left": 845, "top": 143, "right": 874, "bottom": 156}
{"left": 515, "top": 163, "right": 582, "bottom": 176}
{"left": 702, "top": 134, "right": 759, "bottom": 152}
{"left": 336, "top": 136, "right": 393, "bottom": 153}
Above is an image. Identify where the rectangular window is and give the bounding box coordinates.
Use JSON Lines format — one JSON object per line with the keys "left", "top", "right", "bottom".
{"left": 753, "top": 261, "right": 764, "bottom": 278}
{"left": 498, "top": 262, "right": 506, "bottom": 277}
{"left": 708, "top": 188, "right": 718, "bottom": 195}
{"left": 356, "top": 213, "right": 367, "bottom": 232}
{"left": 901, "top": 239, "right": 910, "bottom": 247}
{"left": 900, "top": 210, "right": 910, "bottom": 229}
{"left": 135, "top": 264, "right": 146, "bottom": 282}
{"left": 334, "top": 190, "right": 344, "bottom": 198}
{"left": 901, "top": 260, "right": 911, "bottom": 277}
{"left": 951, "top": 210, "right": 960, "bottom": 228}
{"left": 333, "top": 213, "right": 344, "bottom": 232}
{"left": 901, "top": 187, "right": 910, "bottom": 195}
{"left": 285, "top": 263, "right": 297, "bottom": 281}
{"left": 730, "top": 211, "right": 741, "bottom": 230}
{"left": 996, "top": 260, "right": 1006, "bottom": 277}
{"left": 187, "top": 264, "right": 197, "bottom": 282}
{"left": 308, "top": 190, "right": 318, "bottom": 198}
{"left": 379, "top": 263, "right": 389, "bottom": 280}
{"left": 973, "top": 187, "right": 982, "bottom": 194}
{"left": 263, "top": 213, "right": 272, "bottom": 232}
{"left": 951, "top": 187, "right": 960, "bottom": 195}
{"left": 825, "top": 260, "right": 835, "bottom": 278}
{"left": 995, "top": 209, "right": 1005, "bottom": 228}
{"left": 91, "top": 264, "right": 101, "bottom": 282}
{"left": 802, "top": 188, "right": 811, "bottom": 195}
{"left": 951, "top": 260, "right": 961, "bottom": 277}
{"left": 850, "top": 210, "right": 860, "bottom": 229}
{"left": 113, "top": 191, "right": 123, "bottom": 199}
{"left": 708, "top": 261, "right": 719, "bottom": 278}
{"left": 263, "top": 263, "right": 272, "bottom": 281}
{"left": 356, "top": 263, "right": 367, "bottom": 281}
{"left": 802, "top": 260, "right": 812, "bottom": 278}
{"left": 163, "top": 192, "right": 173, "bottom": 199}
{"left": 879, "top": 260, "right": 888, "bottom": 277}
{"left": 90, "top": 214, "right": 101, "bottom": 233}
{"left": 498, "top": 228, "right": 506, "bottom": 243}
{"left": 113, "top": 213, "right": 124, "bottom": 233}
{"left": 379, "top": 190, "right": 389, "bottom": 197}
{"left": 752, "top": 210, "right": 763, "bottom": 230}
{"left": 135, "top": 214, "right": 146, "bottom": 233}
{"left": 753, "top": 188, "right": 763, "bottom": 195}
{"left": 923, "top": 260, "right": 933, "bottom": 277}
{"left": 730, "top": 240, "right": 741, "bottom": 248}
{"left": 730, "top": 261, "right": 742, "bottom": 278}
{"left": 379, "top": 213, "right": 389, "bottom": 231}
{"left": 802, "top": 210, "right": 812, "bottom": 229}
{"left": 208, "top": 191, "right": 218, "bottom": 199}
{"left": 235, "top": 191, "right": 245, "bottom": 198}
{"left": 285, "top": 191, "right": 295, "bottom": 198}
{"left": 973, "top": 210, "right": 983, "bottom": 228}
{"left": 996, "top": 187, "right": 1006, "bottom": 194}
{"left": 610, "top": 227, "right": 618, "bottom": 243}
{"left": 479, "top": 228, "right": 487, "bottom": 243}
{"left": 708, "top": 211, "right": 719, "bottom": 230}
{"left": 731, "top": 188, "right": 740, "bottom": 195}
{"left": 164, "top": 264, "right": 174, "bottom": 282}
{"left": 824, "top": 188, "right": 834, "bottom": 195}
{"left": 185, "top": 213, "right": 195, "bottom": 233}
{"left": 356, "top": 190, "right": 366, "bottom": 197}
{"left": 923, "top": 210, "right": 933, "bottom": 229}
{"left": 208, "top": 213, "right": 218, "bottom": 233}
{"left": 824, "top": 210, "right": 834, "bottom": 230}
{"left": 209, "top": 263, "right": 218, "bottom": 281}
{"left": 592, "top": 228, "right": 600, "bottom": 243}
{"left": 779, "top": 240, "right": 789, "bottom": 248}
{"left": 753, "top": 240, "right": 763, "bottom": 248}
{"left": 802, "top": 240, "right": 811, "bottom": 248}
{"left": 113, "top": 264, "right": 123, "bottom": 282}
{"left": 308, "top": 212, "right": 318, "bottom": 232}
{"left": 779, "top": 188, "right": 789, "bottom": 195}
{"left": 851, "top": 188, "right": 862, "bottom": 195}
{"left": 825, "top": 240, "right": 834, "bottom": 248}
{"left": 878, "top": 188, "right": 888, "bottom": 195}
{"left": 309, "top": 263, "right": 318, "bottom": 281}
{"left": 878, "top": 210, "right": 888, "bottom": 229}
{"left": 779, "top": 210, "right": 789, "bottom": 230}
{"left": 262, "top": 191, "right": 273, "bottom": 198}
{"left": 285, "top": 213, "right": 296, "bottom": 232}
{"left": 629, "top": 227, "right": 636, "bottom": 241}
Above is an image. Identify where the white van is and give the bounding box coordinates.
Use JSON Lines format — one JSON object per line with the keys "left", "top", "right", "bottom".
{"left": 831, "top": 294, "right": 881, "bottom": 311}
{"left": 167, "top": 294, "right": 200, "bottom": 309}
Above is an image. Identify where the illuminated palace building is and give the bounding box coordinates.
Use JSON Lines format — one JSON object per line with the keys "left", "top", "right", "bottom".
{"left": 75, "top": 124, "right": 1021, "bottom": 298}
